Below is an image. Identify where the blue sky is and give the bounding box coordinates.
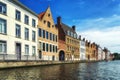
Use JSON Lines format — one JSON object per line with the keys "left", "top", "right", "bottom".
{"left": 19, "top": 0, "right": 120, "bottom": 53}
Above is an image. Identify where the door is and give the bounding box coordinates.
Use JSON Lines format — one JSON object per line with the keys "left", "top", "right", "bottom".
{"left": 59, "top": 50, "right": 65, "bottom": 61}
{"left": 16, "top": 43, "right": 21, "bottom": 60}
{"left": 39, "top": 50, "right": 42, "bottom": 59}
{"left": 52, "top": 55, "right": 55, "bottom": 61}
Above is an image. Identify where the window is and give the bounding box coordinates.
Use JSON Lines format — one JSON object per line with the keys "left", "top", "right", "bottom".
{"left": 0, "top": 2, "right": 6, "bottom": 15}
{"left": 74, "top": 34, "right": 77, "bottom": 38}
{"left": 81, "top": 41, "right": 85, "bottom": 46}
{"left": 47, "top": 21, "right": 51, "bottom": 27}
{"left": 56, "top": 35, "right": 57, "bottom": 42}
{"left": 50, "top": 44, "right": 52, "bottom": 52}
{"left": 0, "top": 41, "right": 6, "bottom": 54}
{"left": 71, "top": 32, "right": 73, "bottom": 37}
{"left": 43, "top": 30, "right": 45, "bottom": 38}
{"left": 43, "top": 20, "right": 46, "bottom": 24}
{"left": 32, "top": 46, "right": 36, "bottom": 56}
{"left": 15, "top": 10, "right": 21, "bottom": 21}
{"left": 16, "top": 24, "right": 21, "bottom": 38}
{"left": 24, "top": 15, "right": 29, "bottom": 25}
{"left": 53, "top": 34, "right": 55, "bottom": 41}
{"left": 25, "top": 45, "right": 29, "bottom": 55}
{"left": 41, "top": 29, "right": 43, "bottom": 37}
{"left": 0, "top": 18, "right": 6, "bottom": 34}
{"left": 32, "top": 19, "right": 36, "bottom": 27}
{"left": 46, "top": 43, "right": 48, "bottom": 52}
{"left": 43, "top": 43, "right": 45, "bottom": 51}
{"left": 25, "top": 28, "right": 29, "bottom": 40}
{"left": 56, "top": 46, "right": 57, "bottom": 53}
{"left": 67, "top": 30, "right": 70, "bottom": 36}
{"left": 39, "top": 42, "right": 42, "bottom": 50}
{"left": 80, "top": 48, "right": 85, "bottom": 53}
{"left": 52, "top": 25, "right": 54, "bottom": 27}
{"left": 46, "top": 31, "right": 49, "bottom": 39}
{"left": 38, "top": 28, "right": 41, "bottom": 37}
{"left": 32, "top": 31, "right": 36, "bottom": 42}
{"left": 48, "top": 13, "right": 50, "bottom": 17}
{"left": 53, "top": 45, "right": 55, "bottom": 53}
{"left": 50, "top": 33, "right": 52, "bottom": 40}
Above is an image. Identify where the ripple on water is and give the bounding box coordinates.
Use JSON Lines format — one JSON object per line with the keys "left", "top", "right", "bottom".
{"left": 0, "top": 61, "right": 120, "bottom": 80}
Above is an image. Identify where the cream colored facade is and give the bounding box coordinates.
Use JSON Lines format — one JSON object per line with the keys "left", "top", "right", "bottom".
{"left": 38, "top": 7, "right": 58, "bottom": 60}
{"left": 0, "top": 0, "right": 38, "bottom": 60}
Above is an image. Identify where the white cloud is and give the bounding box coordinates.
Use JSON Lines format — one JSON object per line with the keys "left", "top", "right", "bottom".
{"left": 76, "top": 15, "right": 120, "bottom": 53}
{"left": 78, "top": 26, "right": 120, "bottom": 53}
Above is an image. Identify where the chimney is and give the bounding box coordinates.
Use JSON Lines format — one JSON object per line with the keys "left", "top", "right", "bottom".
{"left": 57, "top": 16, "right": 61, "bottom": 25}
{"left": 83, "top": 38, "right": 85, "bottom": 41}
{"left": 79, "top": 35, "right": 81, "bottom": 40}
{"left": 72, "top": 25, "right": 76, "bottom": 31}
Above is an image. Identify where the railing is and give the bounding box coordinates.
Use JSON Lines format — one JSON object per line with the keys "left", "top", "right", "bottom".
{"left": 0, "top": 53, "right": 38, "bottom": 61}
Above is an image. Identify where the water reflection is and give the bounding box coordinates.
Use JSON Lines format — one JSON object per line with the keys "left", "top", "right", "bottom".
{"left": 0, "top": 61, "right": 120, "bottom": 80}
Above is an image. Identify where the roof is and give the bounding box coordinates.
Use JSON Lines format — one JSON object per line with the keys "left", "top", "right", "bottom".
{"left": 8, "top": 0, "right": 38, "bottom": 17}
{"left": 38, "top": 12, "right": 45, "bottom": 20}
{"left": 61, "top": 23, "right": 76, "bottom": 34}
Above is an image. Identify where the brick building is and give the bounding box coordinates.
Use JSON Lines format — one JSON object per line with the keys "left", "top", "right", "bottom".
{"left": 56, "top": 17, "right": 80, "bottom": 61}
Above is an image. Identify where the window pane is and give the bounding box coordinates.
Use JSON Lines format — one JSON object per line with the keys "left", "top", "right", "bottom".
{"left": 46, "top": 31, "right": 48, "bottom": 39}
{"left": 0, "top": 18, "right": 6, "bottom": 34}
{"left": 0, "top": 41, "right": 6, "bottom": 53}
{"left": 32, "top": 31, "right": 36, "bottom": 41}
{"left": 46, "top": 43, "right": 48, "bottom": 52}
{"left": 25, "top": 45, "right": 29, "bottom": 55}
{"left": 25, "top": 28, "right": 29, "bottom": 40}
{"left": 47, "top": 21, "right": 51, "bottom": 27}
{"left": 43, "top": 43, "right": 45, "bottom": 51}
{"left": 16, "top": 24, "right": 21, "bottom": 38}
{"left": 32, "top": 46, "right": 36, "bottom": 55}
{"left": 43, "top": 30, "right": 45, "bottom": 38}
{"left": 32, "top": 19, "right": 36, "bottom": 27}
{"left": 0, "top": 2, "right": 6, "bottom": 14}
{"left": 38, "top": 28, "right": 41, "bottom": 37}
{"left": 24, "top": 15, "right": 29, "bottom": 25}
{"left": 16, "top": 10, "right": 21, "bottom": 21}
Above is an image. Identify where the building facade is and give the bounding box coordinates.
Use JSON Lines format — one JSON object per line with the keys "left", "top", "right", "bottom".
{"left": 0, "top": 0, "right": 38, "bottom": 60}
{"left": 102, "top": 51, "right": 106, "bottom": 60}
{"left": 56, "top": 17, "right": 66, "bottom": 61}
{"left": 56, "top": 17, "right": 80, "bottom": 61}
{"left": 80, "top": 38, "right": 86, "bottom": 60}
{"left": 91, "top": 43, "right": 97, "bottom": 60}
{"left": 85, "top": 41, "right": 90, "bottom": 60}
{"left": 38, "top": 7, "right": 58, "bottom": 61}
{"left": 98, "top": 46, "right": 103, "bottom": 60}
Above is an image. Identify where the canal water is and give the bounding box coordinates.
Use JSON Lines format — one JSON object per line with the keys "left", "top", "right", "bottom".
{"left": 0, "top": 61, "right": 120, "bottom": 80}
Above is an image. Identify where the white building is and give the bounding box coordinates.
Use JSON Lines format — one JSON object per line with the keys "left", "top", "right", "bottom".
{"left": 102, "top": 51, "right": 105, "bottom": 60}
{"left": 0, "top": 0, "right": 38, "bottom": 60}
{"left": 98, "top": 46, "right": 102, "bottom": 60}
{"left": 80, "top": 39, "right": 86, "bottom": 60}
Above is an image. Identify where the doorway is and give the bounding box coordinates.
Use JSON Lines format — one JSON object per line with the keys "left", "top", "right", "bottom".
{"left": 59, "top": 50, "right": 65, "bottom": 61}
{"left": 16, "top": 43, "right": 21, "bottom": 60}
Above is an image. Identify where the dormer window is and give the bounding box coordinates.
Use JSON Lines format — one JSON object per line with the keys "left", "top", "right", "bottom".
{"left": 48, "top": 13, "right": 50, "bottom": 17}
{"left": 74, "top": 34, "right": 77, "bottom": 38}
{"left": 67, "top": 30, "right": 70, "bottom": 36}
{"left": 43, "top": 20, "right": 46, "bottom": 24}
{"left": 71, "top": 32, "right": 73, "bottom": 37}
{"left": 47, "top": 21, "right": 51, "bottom": 27}
{"left": 52, "top": 25, "right": 54, "bottom": 27}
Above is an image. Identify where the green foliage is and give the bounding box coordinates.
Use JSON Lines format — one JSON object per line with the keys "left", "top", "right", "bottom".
{"left": 113, "top": 53, "right": 120, "bottom": 60}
